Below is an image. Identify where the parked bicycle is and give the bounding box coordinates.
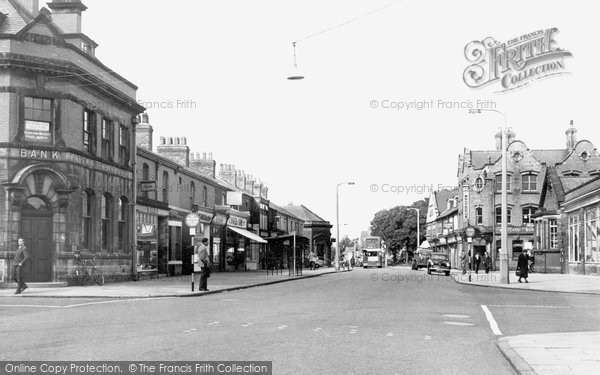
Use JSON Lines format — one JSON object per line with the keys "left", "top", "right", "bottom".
{"left": 72, "top": 250, "right": 105, "bottom": 286}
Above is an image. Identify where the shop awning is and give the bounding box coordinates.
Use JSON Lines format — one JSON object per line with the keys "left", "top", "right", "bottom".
{"left": 228, "top": 226, "right": 267, "bottom": 243}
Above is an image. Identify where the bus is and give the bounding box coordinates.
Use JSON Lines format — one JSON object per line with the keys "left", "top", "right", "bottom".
{"left": 362, "top": 236, "right": 384, "bottom": 268}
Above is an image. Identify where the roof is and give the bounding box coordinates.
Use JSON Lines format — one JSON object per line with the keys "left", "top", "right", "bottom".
{"left": 564, "top": 176, "right": 600, "bottom": 203}
{"left": 438, "top": 206, "right": 458, "bottom": 220}
{"left": 532, "top": 150, "right": 569, "bottom": 165}
{"left": 285, "top": 205, "right": 329, "bottom": 223}
{"left": 470, "top": 151, "right": 501, "bottom": 169}
{"left": 268, "top": 202, "right": 296, "bottom": 218}
{"left": 562, "top": 177, "right": 596, "bottom": 194}
{"left": 434, "top": 187, "right": 459, "bottom": 212}
{"left": 0, "top": 0, "right": 33, "bottom": 34}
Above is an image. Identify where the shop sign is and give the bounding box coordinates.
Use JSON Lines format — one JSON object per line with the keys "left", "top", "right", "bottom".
{"left": 196, "top": 210, "right": 214, "bottom": 224}
{"left": 139, "top": 181, "right": 157, "bottom": 192}
{"left": 20, "top": 148, "right": 58, "bottom": 159}
{"left": 465, "top": 227, "right": 476, "bottom": 238}
{"left": 495, "top": 225, "right": 534, "bottom": 234}
{"left": 439, "top": 237, "right": 447, "bottom": 245}
{"left": 212, "top": 214, "right": 227, "bottom": 226}
{"left": 227, "top": 215, "right": 247, "bottom": 228}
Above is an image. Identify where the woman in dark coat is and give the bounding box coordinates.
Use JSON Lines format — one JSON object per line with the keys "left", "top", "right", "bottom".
{"left": 517, "top": 251, "right": 529, "bottom": 283}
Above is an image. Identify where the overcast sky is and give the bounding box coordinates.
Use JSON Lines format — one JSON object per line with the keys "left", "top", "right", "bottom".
{"left": 75, "top": 0, "right": 598, "bottom": 240}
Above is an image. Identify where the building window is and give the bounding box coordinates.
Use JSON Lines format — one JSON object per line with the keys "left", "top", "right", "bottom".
{"left": 495, "top": 174, "right": 512, "bottom": 192}
{"left": 162, "top": 171, "right": 169, "bottom": 202}
{"left": 101, "top": 119, "right": 113, "bottom": 160}
{"left": 190, "top": 182, "right": 196, "bottom": 208}
{"left": 101, "top": 194, "right": 112, "bottom": 252}
{"left": 549, "top": 219, "right": 558, "bottom": 249}
{"left": 83, "top": 110, "right": 96, "bottom": 154}
{"left": 82, "top": 191, "right": 93, "bottom": 250}
{"left": 203, "top": 186, "right": 208, "bottom": 207}
{"left": 569, "top": 215, "right": 580, "bottom": 262}
{"left": 496, "top": 206, "right": 512, "bottom": 225}
{"left": 142, "top": 163, "right": 150, "bottom": 199}
{"left": 118, "top": 197, "right": 128, "bottom": 251}
{"left": 522, "top": 174, "right": 538, "bottom": 192}
{"left": 474, "top": 177, "right": 484, "bottom": 191}
{"left": 476, "top": 207, "right": 483, "bottom": 225}
{"left": 584, "top": 208, "right": 599, "bottom": 263}
{"left": 523, "top": 207, "right": 537, "bottom": 224}
{"left": 119, "top": 125, "right": 129, "bottom": 165}
{"left": 23, "top": 97, "right": 53, "bottom": 143}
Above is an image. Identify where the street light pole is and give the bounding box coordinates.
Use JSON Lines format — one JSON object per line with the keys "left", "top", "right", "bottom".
{"left": 470, "top": 108, "right": 510, "bottom": 284}
{"left": 409, "top": 208, "right": 420, "bottom": 250}
{"left": 336, "top": 182, "right": 355, "bottom": 272}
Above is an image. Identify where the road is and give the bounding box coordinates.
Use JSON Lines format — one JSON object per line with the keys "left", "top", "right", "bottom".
{"left": 1, "top": 267, "right": 600, "bottom": 375}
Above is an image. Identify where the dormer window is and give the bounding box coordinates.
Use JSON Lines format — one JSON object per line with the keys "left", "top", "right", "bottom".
{"left": 82, "top": 41, "right": 91, "bottom": 54}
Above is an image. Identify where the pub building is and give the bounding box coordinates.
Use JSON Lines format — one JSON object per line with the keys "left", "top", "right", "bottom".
{"left": 0, "top": 0, "right": 145, "bottom": 285}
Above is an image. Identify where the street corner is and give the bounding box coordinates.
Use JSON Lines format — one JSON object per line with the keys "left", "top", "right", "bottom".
{"left": 496, "top": 337, "right": 536, "bottom": 375}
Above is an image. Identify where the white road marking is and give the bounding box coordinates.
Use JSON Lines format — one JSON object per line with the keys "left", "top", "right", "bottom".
{"left": 207, "top": 321, "right": 220, "bottom": 325}
{"left": 443, "top": 314, "right": 471, "bottom": 319}
{"left": 241, "top": 323, "right": 254, "bottom": 327}
{"left": 443, "top": 321, "right": 475, "bottom": 326}
{"left": 0, "top": 298, "right": 170, "bottom": 310}
{"left": 313, "top": 328, "right": 322, "bottom": 332}
{"left": 481, "top": 305, "right": 502, "bottom": 336}
{"left": 487, "top": 305, "right": 571, "bottom": 309}
{"left": 0, "top": 304, "right": 62, "bottom": 309}
{"left": 386, "top": 332, "right": 394, "bottom": 337}
{"left": 277, "top": 325, "right": 288, "bottom": 330}
{"left": 424, "top": 335, "right": 432, "bottom": 340}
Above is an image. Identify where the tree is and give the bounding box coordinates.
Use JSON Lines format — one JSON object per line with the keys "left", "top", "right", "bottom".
{"left": 370, "top": 199, "right": 428, "bottom": 262}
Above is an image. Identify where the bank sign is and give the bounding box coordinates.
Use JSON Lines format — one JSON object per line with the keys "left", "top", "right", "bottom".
{"left": 463, "top": 28, "right": 572, "bottom": 92}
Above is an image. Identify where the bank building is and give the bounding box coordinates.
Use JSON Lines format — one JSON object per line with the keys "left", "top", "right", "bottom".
{"left": 0, "top": 0, "right": 145, "bottom": 284}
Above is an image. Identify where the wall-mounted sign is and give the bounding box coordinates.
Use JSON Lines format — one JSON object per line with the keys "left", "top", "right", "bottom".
{"left": 20, "top": 149, "right": 58, "bottom": 159}
{"left": 139, "top": 181, "right": 157, "bottom": 192}
{"left": 212, "top": 214, "right": 227, "bottom": 226}
{"left": 465, "top": 227, "right": 476, "bottom": 238}
{"left": 227, "top": 191, "right": 243, "bottom": 206}
{"left": 227, "top": 215, "right": 247, "bottom": 229}
{"left": 24, "top": 120, "right": 51, "bottom": 142}
{"left": 197, "top": 211, "right": 214, "bottom": 224}
{"left": 496, "top": 226, "right": 535, "bottom": 234}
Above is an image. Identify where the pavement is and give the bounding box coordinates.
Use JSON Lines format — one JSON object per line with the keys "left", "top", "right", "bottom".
{"left": 0, "top": 267, "right": 337, "bottom": 299}
{"left": 452, "top": 269, "right": 600, "bottom": 374}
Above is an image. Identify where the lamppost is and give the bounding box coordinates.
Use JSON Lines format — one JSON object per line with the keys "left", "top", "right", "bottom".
{"left": 336, "top": 182, "right": 355, "bottom": 271}
{"left": 409, "top": 208, "right": 420, "bottom": 251}
{"left": 470, "top": 108, "right": 510, "bottom": 284}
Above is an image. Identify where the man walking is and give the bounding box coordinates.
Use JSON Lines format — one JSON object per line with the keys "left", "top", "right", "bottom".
{"left": 198, "top": 238, "right": 210, "bottom": 291}
{"left": 474, "top": 252, "right": 482, "bottom": 274}
{"left": 483, "top": 252, "right": 492, "bottom": 274}
{"left": 11, "top": 238, "right": 30, "bottom": 295}
{"left": 308, "top": 250, "right": 316, "bottom": 270}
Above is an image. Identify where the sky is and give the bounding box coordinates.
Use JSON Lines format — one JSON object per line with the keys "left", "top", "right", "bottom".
{"left": 72, "top": 0, "right": 598, "bottom": 240}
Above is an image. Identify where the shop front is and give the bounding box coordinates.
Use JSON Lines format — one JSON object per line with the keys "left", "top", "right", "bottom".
{"left": 225, "top": 213, "right": 267, "bottom": 271}
{"left": 136, "top": 204, "right": 167, "bottom": 279}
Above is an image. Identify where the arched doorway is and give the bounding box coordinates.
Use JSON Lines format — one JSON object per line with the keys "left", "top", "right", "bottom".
{"left": 20, "top": 196, "right": 53, "bottom": 282}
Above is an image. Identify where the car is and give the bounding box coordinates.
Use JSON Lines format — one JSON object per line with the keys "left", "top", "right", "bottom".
{"left": 427, "top": 253, "right": 451, "bottom": 276}
{"left": 411, "top": 248, "right": 433, "bottom": 270}
{"left": 313, "top": 258, "right": 325, "bottom": 269}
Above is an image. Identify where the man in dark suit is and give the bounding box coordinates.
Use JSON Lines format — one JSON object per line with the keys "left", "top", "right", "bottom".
{"left": 198, "top": 238, "right": 211, "bottom": 291}
{"left": 11, "top": 238, "right": 31, "bottom": 294}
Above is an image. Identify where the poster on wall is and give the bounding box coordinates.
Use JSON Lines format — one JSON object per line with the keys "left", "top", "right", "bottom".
{"left": 24, "top": 120, "right": 51, "bottom": 142}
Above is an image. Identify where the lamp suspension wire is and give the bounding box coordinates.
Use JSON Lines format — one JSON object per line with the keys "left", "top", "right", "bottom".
{"left": 292, "top": 0, "right": 405, "bottom": 45}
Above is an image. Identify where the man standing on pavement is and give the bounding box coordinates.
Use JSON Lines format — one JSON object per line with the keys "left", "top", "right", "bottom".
{"left": 483, "top": 251, "right": 492, "bottom": 274}
{"left": 11, "top": 238, "right": 30, "bottom": 295}
{"left": 474, "top": 252, "right": 482, "bottom": 274}
{"left": 198, "top": 238, "right": 210, "bottom": 291}
{"left": 517, "top": 250, "right": 529, "bottom": 283}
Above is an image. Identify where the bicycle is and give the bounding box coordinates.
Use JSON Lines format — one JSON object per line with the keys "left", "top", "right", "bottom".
{"left": 72, "top": 250, "right": 105, "bottom": 286}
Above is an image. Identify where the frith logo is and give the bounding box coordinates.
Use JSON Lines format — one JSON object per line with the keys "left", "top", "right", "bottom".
{"left": 463, "top": 28, "right": 573, "bottom": 92}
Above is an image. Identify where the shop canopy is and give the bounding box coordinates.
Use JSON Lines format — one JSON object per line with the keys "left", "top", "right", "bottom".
{"left": 227, "top": 226, "right": 268, "bottom": 244}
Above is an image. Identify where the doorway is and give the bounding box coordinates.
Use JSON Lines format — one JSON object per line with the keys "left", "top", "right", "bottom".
{"left": 20, "top": 196, "right": 53, "bottom": 282}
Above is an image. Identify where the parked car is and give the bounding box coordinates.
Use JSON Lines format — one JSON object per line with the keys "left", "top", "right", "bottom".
{"left": 412, "top": 248, "right": 433, "bottom": 270}
{"left": 427, "top": 253, "right": 451, "bottom": 276}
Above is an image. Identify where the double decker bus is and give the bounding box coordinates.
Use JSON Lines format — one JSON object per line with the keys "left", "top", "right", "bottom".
{"left": 362, "top": 236, "right": 384, "bottom": 268}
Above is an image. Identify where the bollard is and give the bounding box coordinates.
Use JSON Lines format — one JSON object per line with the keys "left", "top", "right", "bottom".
{"left": 191, "top": 272, "right": 195, "bottom": 292}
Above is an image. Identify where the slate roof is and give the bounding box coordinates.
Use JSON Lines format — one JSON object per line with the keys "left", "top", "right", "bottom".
{"left": 285, "top": 205, "right": 328, "bottom": 223}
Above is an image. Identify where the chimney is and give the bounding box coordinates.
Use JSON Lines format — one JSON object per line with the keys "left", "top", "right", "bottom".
{"left": 507, "top": 129, "right": 516, "bottom": 145}
{"left": 566, "top": 120, "right": 577, "bottom": 151}
{"left": 157, "top": 135, "right": 190, "bottom": 166}
{"left": 135, "top": 112, "right": 153, "bottom": 151}
{"left": 190, "top": 152, "right": 217, "bottom": 179}
{"left": 219, "top": 164, "right": 237, "bottom": 186}
{"left": 48, "top": 0, "right": 87, "bottom": 34}
{"left": 235, "top": 169, "right": 246, "bottom": 190}
{"left": 494, "top": 131, "right": 502, "bottom": 151}
{"left": 18, "top": 0, "right": 39, "bottom": 16}
{"left": 245, "top": 175, "right": 255, "bottom": 195}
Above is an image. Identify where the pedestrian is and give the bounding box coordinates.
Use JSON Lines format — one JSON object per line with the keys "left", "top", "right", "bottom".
{"left": 198, "top": 238, "right": 211, "bottom": 291}
{"left": 308, "top": 250, "right": 316, "bottom": 270}
{"left": 344, "top": 252, "right": 353, "bottom": 271}
{"left": 517, "top": 250, "right": 529, "bottom": 283}
{"left": 483, "top": 252, "right": 492, "bottom": 274}
{"left": 460, "top": 250, "right": 468, "bottom": 275}
{"left": 11, "top": 238, "right": 30, "bottom": 295}
{"left": 474, "top": 252, "right": 481, "bottom": 274}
